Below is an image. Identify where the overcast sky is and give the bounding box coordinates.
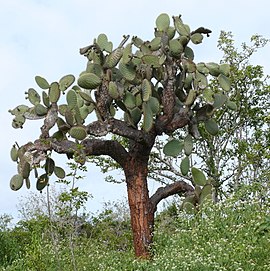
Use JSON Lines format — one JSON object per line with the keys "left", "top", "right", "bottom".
{"left": 1, "top": 0, "right": 269, "bottom": 222}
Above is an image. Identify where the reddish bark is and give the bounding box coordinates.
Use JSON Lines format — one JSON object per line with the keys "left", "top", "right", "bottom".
{"left": 125, "top": 156, "right": 154, "bottom": 259}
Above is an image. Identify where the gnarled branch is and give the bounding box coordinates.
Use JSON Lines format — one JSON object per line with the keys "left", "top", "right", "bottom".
{"left": 87, "top": 118, "right": 155, "bottom": 146}
{"left": 150, "top": 180, "right": 194, "bottom": 212}
{"left": 28, "top": 137, "right": 129, "bottom": 169}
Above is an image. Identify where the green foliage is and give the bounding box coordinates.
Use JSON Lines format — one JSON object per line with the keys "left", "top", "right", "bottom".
{"left": 2, "top": 184, "right": 270, "bottom": 270}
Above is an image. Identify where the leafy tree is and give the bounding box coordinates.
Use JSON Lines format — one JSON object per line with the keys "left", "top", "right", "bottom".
{"left": 8, "top": 13, "right": 232, "bottom": 258}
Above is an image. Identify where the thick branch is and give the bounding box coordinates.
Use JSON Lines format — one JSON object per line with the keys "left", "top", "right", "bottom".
{"left": 86, "top": 118, "right": 154, "bottom": 145}
{"left": 150, "top": 181, "right": 194, "bottom": 212}
{"left": 29, "top": 137, "right": 128, "bottom": 168}
{"left": 163, "top": 110, "right": 190, "bottom": 134}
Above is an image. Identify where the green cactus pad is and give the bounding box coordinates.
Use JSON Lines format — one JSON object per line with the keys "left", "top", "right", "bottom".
{"left": 35, "top": 75, "right": 50, "bottom": 89}
{"left": 36, "top": 173, "right": 49, "bottom": 191}
{"left": 156, "top": 13, "right": 170, "bottom": 31}
{"left": 65, "top": 109, "right": 75, "bottom": 126}
{"left": 123, "top": 92, "right": 136, "bottom": 109}
{"left": 219, "top": 63, "right": 230, "bottom": 76}
{"left": 199, "top": 184, "right": 212, "bottom": 204}
{"left": 163, "top": 139, "right": 184, "bottom": 157}
{"left": 12, "top": 115, "right": 26, "bottom": 129}
{"left": 54, "top": 166, "right": 66, "bottom": 179}
{"left": 129, "top": 107, "right": 142, "bottom": 125}
{"left": 191, "top": 33, "right": 203, "bottom": 44}
{"left": 173, "top": 16, "right": 190, "bottom": 36}
{"left": 77, "top": 73, "right": 102, "bottom": 89}
{"left": 59, "top": 74, "right": 75, "bottom": 92}
{"left": 34, "top": 104, "right": 48, "bottom": 116}
{"left": 10, "top": 174, "right": 24, "bottom": 191}
{"left": 9, "top": 105, "right": 29, "bottom": 116}
{"left": 141, "top": 79, "right": 152, "bottom": 102}
{"left": 213, "top": 93, "right": 227, "bottom": 108}
{"left": 148, "top": 97, "right": 160, "bottom": 114}
{"left": 141, "top": 55, "right": 161, "bottom": 68}
{"left": 142, "top": 102, "right": 153, "bottom": 132}
{"left": 205, "top": 62, "right": 220, "bottom": 76}
{"left": 108, "top": 81, "right": 120, "bottom": 99}
{"left": 45, "top": 158, "right": 55, "bottom": 175}
{"left": 42, "top": 91, "right": 50, "bottom": 108}
{"left": 226, "top": 100, "right": 237, "bottom": 111}
{"left": 27, "top": 88, "right": 41, "bottom": 105}
{"left": 204, "top": 119, "right": 219, "bottom": 136}
{"left": 184, "top": 134, "right": 193, "bottom": 156}
{"left": 66, "top": 89, "right": 77, "bottom": 109}
{"left": 119, "top": 61, "right": 136, "bottom": 81}
{"left": 180, "top": 156, "right": 190, "bottom": 176}
{"left": 49, "top": 82, "right": 61, "bottom": 103}
{"left": 169, "top": 39, "right": 184, "bottom": 57}
{"left": 22, "top": 161, "right": 31, "bottom": 179}
{"left": 10, "top": 145, "right": 18, "bottom": 162}
{"left": 105, "top": 48, "right": 123, "bottom": 68}
{"left": 218, "top": 74, "right": 231, "bottom": 91}
{"left": 69, "top": 126, "right": 87, "bottom": 140}
{"left": 191, "top": 167, "right": 207, "bottom": 186}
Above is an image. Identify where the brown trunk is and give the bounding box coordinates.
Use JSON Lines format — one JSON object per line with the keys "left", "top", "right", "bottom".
{"left": 125, "top": 156, "right": 154, "bottom": 259}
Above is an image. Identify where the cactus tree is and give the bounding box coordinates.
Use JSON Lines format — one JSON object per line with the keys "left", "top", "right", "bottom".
{"left": 9, "top": 13, "right": 231, "bottom": 258}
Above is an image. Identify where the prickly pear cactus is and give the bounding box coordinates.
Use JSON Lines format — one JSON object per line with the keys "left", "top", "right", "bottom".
{"left": 8, "top": 13, "right": 232, "bottom": 192}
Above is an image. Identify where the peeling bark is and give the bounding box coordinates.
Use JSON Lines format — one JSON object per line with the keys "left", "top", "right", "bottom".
{"left": 125, "top": 155, "right": 154, "bottom": 259}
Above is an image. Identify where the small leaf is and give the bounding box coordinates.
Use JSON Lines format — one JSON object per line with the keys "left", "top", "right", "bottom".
{"left": 191, "top": 167, "right": 206, "bottom": 186}
{"left": 180, "top": 156, "right": 190, "bottom": 176}
{"left": 218, "top": 74, "right": 231, "bottom": 91}
{"left": 35, "top": 76, "right": 50, "bottom": 89}
{"left": 163, "top": 139, "right": 183, "bottom": 157}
